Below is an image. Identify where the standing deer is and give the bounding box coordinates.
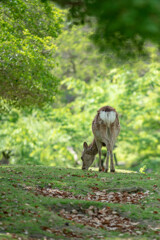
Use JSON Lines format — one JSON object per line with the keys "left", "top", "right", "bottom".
{"left": 81, "top": 106, "right": 120, "bottom": 172}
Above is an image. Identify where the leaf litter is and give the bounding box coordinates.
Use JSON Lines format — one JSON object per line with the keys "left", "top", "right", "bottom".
{"left": 24, "top": 186, "right": 148, "bottom": 204}
{"left": 22, "top": 185, "right": 150, "bottom": 235}
{"left": 59, "top": 206, "right": 143, "bottom": 235}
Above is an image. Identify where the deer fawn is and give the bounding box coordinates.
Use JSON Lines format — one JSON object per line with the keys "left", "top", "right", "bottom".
{"left": 81, "top": 106, "right": 120, "bottom": 172}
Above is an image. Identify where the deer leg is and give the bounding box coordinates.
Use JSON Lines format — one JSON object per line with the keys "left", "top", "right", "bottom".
{"left": 110, "top": 150, "right": 115, "bottom": 172}
{"left": 114, "top": 153, "right": 118, "bottom": 166}
{"left": 104, "top": 151, "right": 109, "bottom": 173}
{"left": 95, "top": 141, "right": 102, "bottom": 172}
{"left": 98, "top": 150, "right": 102, "bottom": 171}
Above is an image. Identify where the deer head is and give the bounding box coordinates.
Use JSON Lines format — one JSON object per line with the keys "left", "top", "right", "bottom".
{"left": 81, "top": 142, "right": 95, "bottom": 170}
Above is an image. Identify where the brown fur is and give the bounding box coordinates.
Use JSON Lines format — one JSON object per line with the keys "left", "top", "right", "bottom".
{"left": 82, "top": 106, "right": 120, "bottom": 172}
{"left": 85, "top": 139, "right": 98, "bottom": 155}
{"left": 97, "top": 105, "right": 116, "bottom": 113}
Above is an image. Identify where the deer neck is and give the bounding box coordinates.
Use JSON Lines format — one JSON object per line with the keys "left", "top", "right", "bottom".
{"left": 86, "top": 139, "right": 98, "bottom": 155}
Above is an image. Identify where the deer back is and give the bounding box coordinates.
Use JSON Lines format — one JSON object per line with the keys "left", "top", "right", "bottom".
{"left": 92, "top": 106, "right": 120, "bottom": 149}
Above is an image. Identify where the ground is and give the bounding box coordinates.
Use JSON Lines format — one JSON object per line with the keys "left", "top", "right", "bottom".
{"left": 0, "top": 165, "right": 160, "bottom": 239}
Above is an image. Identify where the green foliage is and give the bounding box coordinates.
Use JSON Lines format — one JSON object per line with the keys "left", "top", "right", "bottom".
{"left": 0, "top": 107, "right": 75, "bottom": 166}
{"left": 118, "top": 60, "right": 160, "bottom": 169}
{"left": 55, "top": 26, "right": 108, "bottom": 83}
{"left": 139, "top": 165, "right": 147, "bottom": 174}
{"left": 0, "top": 0, "right": 64, "bottom": 107}
{"left": 53, "top": 0, "right": 160, "bottom": 57}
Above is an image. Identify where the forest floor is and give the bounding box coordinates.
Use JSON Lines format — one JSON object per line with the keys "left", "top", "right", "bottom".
{"left": 0, "top": 166, "right": 160, "bottom": 240}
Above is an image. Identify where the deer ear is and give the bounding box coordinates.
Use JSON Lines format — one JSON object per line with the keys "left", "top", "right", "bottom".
{"left": 83, "top": 142, "right": 88, "bottom": 149}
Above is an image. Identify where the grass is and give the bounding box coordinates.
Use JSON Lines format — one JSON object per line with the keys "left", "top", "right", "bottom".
{"left": 0, "top": 165, "right": 160, "bottom": 239}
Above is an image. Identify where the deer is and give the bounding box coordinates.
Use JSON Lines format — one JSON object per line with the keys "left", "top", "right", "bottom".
{"left": 0, "top": 150, "right": 12, "bottom": 165}
{"left": 81, "top": 106, "right": 120, "bottom": 172}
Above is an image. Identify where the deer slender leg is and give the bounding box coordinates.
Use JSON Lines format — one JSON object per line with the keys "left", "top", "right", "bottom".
{"left": 98, "top": 150, "right": 102, "bottom": 171}
{"left": 114, "top": 153, "right": 118, "bottom": 166}
{"left": 110, "top": 151, "right": 115, "bottom": 172}
{"left": 104, "top": 151, "right": 109, "bottom": 173}
{"left": 95, "top": 141, "right": 102, "bottom": 172}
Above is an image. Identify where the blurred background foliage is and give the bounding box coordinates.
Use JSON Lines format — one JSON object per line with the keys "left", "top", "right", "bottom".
{"left": 0, "top": 0, "right": 64, "bottom": 107}
{"left": 0, "top": 0, "right": 160, "bottom": 172}
{"left": 53, "top": 0, "right": 160, "bottom": 58}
